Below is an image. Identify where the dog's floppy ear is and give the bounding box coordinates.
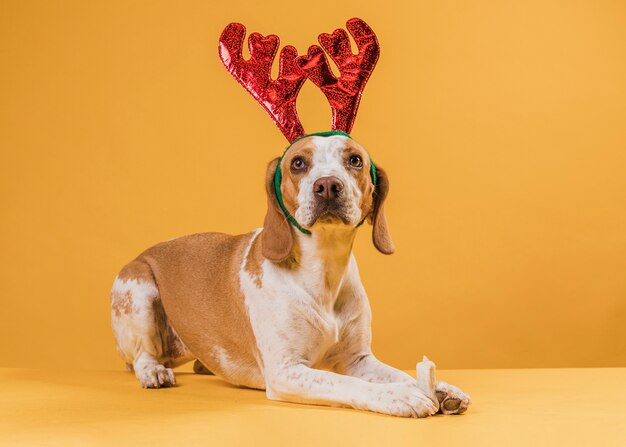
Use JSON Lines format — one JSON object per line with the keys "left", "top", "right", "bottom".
{"left": 261, "top": 158, "right": 293, "bottom": 262}
{"left": 370, "top": 165, "right": 395, "bottom": 254}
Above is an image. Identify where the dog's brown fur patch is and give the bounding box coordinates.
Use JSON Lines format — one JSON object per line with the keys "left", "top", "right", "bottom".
{"left": 111, "top": 289, "right": 132, "bottom": 317}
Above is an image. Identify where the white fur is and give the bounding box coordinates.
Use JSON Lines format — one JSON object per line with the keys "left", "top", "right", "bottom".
{"left": 294, "top": 135, "right": 363, "bottom": 227}
{"left": 111, "top": 277, "right": 192, "bottom": 387}
{"left": 111, "top": 277, "right": 161, "bottom": 366}
{"left": 241, "top": 227, "right": 440, "bottom": 416}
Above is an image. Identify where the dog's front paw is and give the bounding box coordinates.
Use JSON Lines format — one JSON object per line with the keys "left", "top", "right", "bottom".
{"left": 366, "top": 382, "right": 438, "bottom": 418}
{"left": 435, "top": 381, "right": 471, "bottom": 414}
{"left": 135, "top": 363, "right": 176, "bottom": 388}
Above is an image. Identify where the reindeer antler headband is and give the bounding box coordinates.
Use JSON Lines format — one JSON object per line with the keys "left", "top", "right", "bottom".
{"left": 218, "top": 18, "right": 379, "bottom": 234}
{"left": 218, "top": 17, "right": 379, "bottom": 141}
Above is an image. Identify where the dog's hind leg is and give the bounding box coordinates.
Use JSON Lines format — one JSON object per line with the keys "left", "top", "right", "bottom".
{"left": 111, "top": 260, "right": 193, "bottom": 388}
{"left": 193, "top": 360, "right": 215, "bottom": 375}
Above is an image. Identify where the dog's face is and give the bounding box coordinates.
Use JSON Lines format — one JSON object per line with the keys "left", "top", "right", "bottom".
{"left": 262, "top": 135, "right": 394, "bottom": 262}
{"left": 280, "top": 135, "right": 374, "bottom": 228}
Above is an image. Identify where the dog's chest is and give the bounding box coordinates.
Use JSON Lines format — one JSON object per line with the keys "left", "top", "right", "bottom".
{"left": 242, "top": 248, "right": 363, "bottom": 373}
{"left": 287, "top": 272, "right": 348, "bottom": 360}
{"left": 307, "top": 304, "right": 342, "bottom": 366}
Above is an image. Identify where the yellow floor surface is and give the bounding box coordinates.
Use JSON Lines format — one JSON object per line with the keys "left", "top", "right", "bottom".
{"left": 1, "top": 366, "right": 625, "bottom": 446}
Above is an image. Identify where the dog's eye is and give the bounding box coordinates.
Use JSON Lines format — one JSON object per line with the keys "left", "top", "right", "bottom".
{"left": 291, "top": 157, "right": 306, "bottom": 171}
{"left": 349, "top": 155, "right": 363, "bottom": 168}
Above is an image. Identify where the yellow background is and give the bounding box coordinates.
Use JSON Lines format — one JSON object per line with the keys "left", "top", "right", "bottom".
{"left": 1, "top": 0, "right": 625, "bottom": 371}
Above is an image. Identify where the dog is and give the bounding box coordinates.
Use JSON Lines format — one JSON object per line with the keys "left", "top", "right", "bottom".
{"left": 111, "top": 133, "right": 471, "bottom": 417}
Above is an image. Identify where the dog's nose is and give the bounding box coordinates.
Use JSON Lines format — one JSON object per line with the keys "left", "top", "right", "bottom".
{"left": 313, "top": 176, "right": 344, "bottom": 200}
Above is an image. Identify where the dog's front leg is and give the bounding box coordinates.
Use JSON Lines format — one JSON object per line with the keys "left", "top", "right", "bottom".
{"left": 334, "top": 282, "right": 472, "bottom": 414}
{"left": 265, "top": 363, "right": 437, "bottom": 418}
{"left": 344, "top": 354, "right": 471, "bottom": 414}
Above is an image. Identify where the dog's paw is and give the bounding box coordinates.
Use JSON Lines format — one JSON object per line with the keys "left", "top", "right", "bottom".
{"left": 367, "top": 382, "right": 439, "bottom": 418}
{"left": 435, "top": 381, "right": 471, "bottom": 414}
{"left": 135, "top": 363, "right": 176, "bottom": 388}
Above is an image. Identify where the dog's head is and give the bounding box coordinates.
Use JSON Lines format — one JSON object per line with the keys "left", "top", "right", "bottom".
{"left": 261, "top": 134, "right": 394, "bottom": 262}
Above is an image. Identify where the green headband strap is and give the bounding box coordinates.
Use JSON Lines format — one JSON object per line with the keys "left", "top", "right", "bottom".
{"left": 274, "top": 131, "right": 377, "bottom": 235}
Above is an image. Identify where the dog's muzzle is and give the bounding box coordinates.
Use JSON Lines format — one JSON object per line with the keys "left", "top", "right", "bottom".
{"left": 311, "top": 176, "right": 351, "bottom": 224}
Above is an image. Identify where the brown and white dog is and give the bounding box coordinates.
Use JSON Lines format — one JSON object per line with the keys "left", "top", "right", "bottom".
{"left": 111, "top": 134, "right": 471, "bottom": 417}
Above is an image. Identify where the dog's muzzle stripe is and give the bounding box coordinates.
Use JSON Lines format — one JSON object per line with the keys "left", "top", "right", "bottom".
{"left": 274, "top": 131, "right": 377, "bottom": 236}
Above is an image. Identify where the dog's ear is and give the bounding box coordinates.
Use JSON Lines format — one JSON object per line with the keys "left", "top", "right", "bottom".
{"left": 261, "top": 158, "right": 293, "bottom": 262}
{"left": 370, "top": 165, "right": 395, "bottom": 254}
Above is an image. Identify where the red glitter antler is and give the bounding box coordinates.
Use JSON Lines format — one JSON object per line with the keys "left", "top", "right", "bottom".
{"left": 295, "top": 18, "right": 380, "bottom": 134}
{"left": 218, "top": 23, "right": 307, "bottom": 142}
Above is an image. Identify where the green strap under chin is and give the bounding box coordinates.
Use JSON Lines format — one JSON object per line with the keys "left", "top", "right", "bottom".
{"left": 274, "top": 131, "right": 377, "bottom": 236}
